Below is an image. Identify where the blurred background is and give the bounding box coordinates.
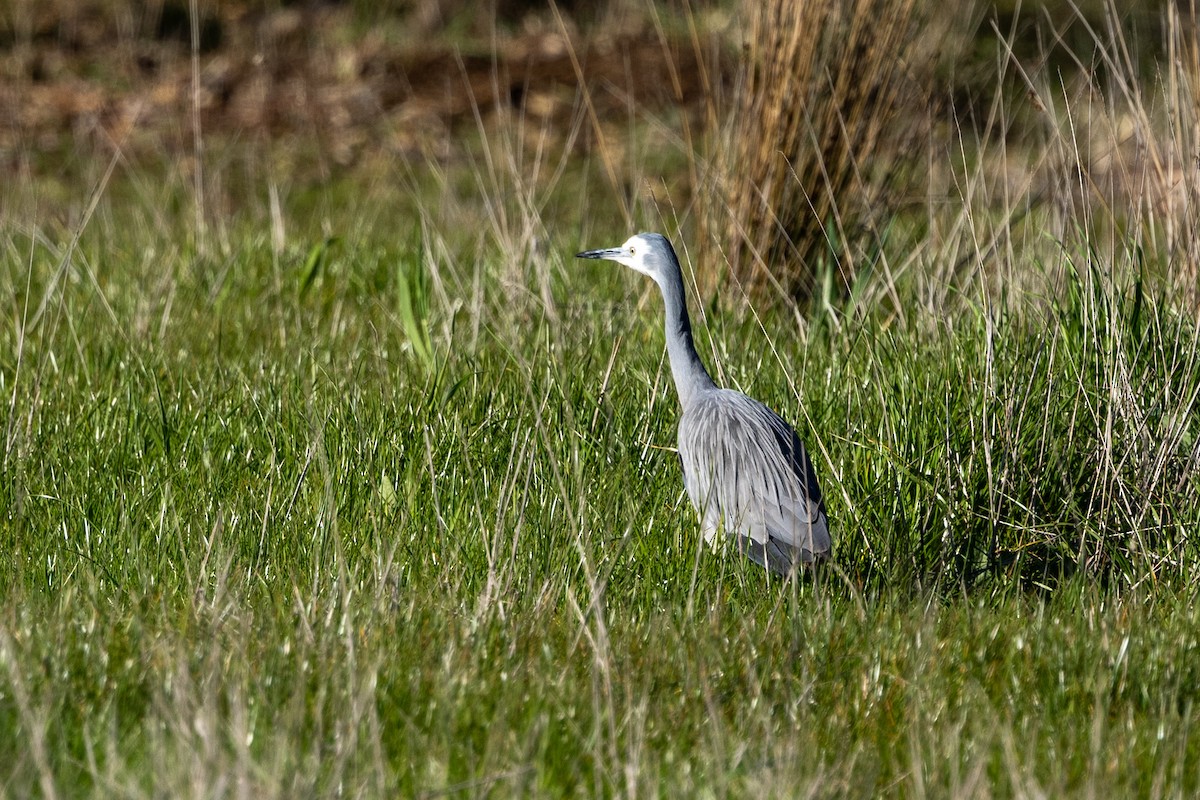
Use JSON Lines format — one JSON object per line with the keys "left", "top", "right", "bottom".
{"left": 1, "top": 0, "right": 1195, "bottom": 305}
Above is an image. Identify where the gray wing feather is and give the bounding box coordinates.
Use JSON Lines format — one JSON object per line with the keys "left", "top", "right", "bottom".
{"left": 679, "top": 389, "right": 830, "bottom": 574}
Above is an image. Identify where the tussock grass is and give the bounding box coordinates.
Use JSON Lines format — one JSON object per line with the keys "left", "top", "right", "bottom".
{"left": 2, "top": 1, "right": 1200, "bottom": 797}
{"left": 700, "top": 0, "right": 960, "bottom": 301}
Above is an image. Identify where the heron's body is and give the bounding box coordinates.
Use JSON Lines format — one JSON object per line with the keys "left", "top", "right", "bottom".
{"left": 576, "top": 232, "right": 831, "bottom": 575}
{"left": 681, "top": 388, "right": 830, "bottom": 572}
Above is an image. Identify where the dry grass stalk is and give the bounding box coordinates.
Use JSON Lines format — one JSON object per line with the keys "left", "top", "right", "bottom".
{"left": 1032, "top": 1, "right": 1200, "bottom": 299}
{"left": 704, "top": 0, "right": 935, "bottom": 301}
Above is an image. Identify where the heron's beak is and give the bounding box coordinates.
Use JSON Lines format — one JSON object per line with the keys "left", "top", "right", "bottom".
{"left": 575, "top": 247, "right": 623, "bottom": 260}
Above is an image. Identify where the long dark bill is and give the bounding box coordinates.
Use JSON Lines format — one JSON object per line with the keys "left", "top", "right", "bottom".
{"left": 575, "top": 247, "right": 624, "bottom": 260}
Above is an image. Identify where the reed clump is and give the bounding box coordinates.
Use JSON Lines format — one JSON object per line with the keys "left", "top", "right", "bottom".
{"left": 703, "top": 0, "right": 952, "bottom": 301}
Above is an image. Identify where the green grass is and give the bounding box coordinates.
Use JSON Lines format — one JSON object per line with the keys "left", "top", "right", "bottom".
{"left": 2, "top": 156, "right": 1199, "bottom": 797}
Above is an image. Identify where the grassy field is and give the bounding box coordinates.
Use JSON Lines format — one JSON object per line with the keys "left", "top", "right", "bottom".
{"left": 4, "top": 2, "right": 1200, "bottom": 797}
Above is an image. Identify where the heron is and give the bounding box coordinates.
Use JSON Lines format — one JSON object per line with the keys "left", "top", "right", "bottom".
{"left": 576, "top": 232, "right": 831, "bottom": 575}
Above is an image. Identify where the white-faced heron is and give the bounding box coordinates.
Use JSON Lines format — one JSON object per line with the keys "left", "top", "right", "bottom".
{"left": 576, "top": 232, "right": 831, "bottom": 575}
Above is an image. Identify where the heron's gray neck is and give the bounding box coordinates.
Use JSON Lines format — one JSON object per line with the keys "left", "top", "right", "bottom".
{"left": 657, "top": 265, "right": 715, "bottom": 408}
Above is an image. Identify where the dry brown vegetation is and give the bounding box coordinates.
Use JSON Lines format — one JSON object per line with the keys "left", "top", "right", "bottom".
{"left": 0, "top": 1, "right": 719, "bottom": 176}
{"left": 700, "top": 0, "right": 956, "bottom": 299}
{"left": 691, "top": 0, "right": 1200, "bottom": 307}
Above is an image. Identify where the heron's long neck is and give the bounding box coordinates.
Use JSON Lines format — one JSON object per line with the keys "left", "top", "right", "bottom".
{"left": 658, "top": 265, "right": 715, "bottom": 408}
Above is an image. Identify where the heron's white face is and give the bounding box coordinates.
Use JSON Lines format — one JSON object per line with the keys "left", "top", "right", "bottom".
{"left": 611, "top": 234, "right": 654, "bottom": 276}
{"left": 575, "top": 234, "right": 657, "bottom": 279}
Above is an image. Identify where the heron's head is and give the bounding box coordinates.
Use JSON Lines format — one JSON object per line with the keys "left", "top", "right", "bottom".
{"left": 575, "top": 232, "right": 678, "bottom": 282}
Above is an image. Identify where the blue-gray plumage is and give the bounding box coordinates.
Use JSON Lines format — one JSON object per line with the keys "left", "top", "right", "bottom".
{"left": 576, "top": 232, "right": 831, "bottom": 575}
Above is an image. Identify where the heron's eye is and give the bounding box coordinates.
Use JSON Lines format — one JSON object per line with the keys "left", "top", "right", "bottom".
{"left": 629, "top": 246, "right": 636, "bottom": 255}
